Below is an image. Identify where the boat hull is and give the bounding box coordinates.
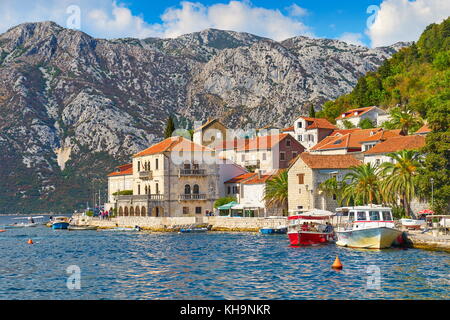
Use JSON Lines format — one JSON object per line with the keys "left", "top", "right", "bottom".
{"left": 52, "top": 222, "right": 69, "bottom": 230}
{"left": 260, "top": 228, "right": 287, "bottom": 234}
{"left": 180, "top": 228, "right": 208, "bottom": 233}
{"left": 288, "top": 231, "right": 334, "bottom": 246}
{"left": 336, "top": 227, "right": 402, "bottom": 249}
{"left": 400, "top": 219, "right": 426, "bottom": 230}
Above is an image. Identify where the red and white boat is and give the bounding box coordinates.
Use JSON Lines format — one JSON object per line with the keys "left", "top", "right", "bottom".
{"left": 287, "top": 210, "right": 336, "bottom": 246}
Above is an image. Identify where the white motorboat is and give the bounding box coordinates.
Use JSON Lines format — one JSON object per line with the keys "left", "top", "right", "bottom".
{"left": 335, "top": 206, "right": 402, "bottom": 249}
{"left": 5, "top": 216, "right": 45, "bottom": 228}
{"left": 400, "top": 218, "right": 426, "bottom": 230}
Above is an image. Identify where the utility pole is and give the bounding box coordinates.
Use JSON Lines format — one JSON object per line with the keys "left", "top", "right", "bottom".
{"left": 431, "top": 178, "right": 434, "bottom": 209}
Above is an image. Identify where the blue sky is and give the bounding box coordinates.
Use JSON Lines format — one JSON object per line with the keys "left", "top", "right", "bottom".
{"left": 127, "top": 0, "right": 382, "bottom": 45}
{"left": 0, "top": 0, "right": 449, "bottom": 47}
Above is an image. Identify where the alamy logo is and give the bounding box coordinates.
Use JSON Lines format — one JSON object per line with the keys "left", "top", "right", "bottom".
{"left": 366, "top": 265, "right": 381, "bottom": 290}
{"left": 66, "top": 5, "right": 81, "bottom": 30}
{"left": 66, "top": 265, "right": 81, "bottom": 290}
{"left": 366, "top": 5, "right": 380, "bottom": 28}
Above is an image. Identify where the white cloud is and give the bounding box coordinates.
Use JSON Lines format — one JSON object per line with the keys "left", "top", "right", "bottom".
{"left": 367, "top": 0, "right": 450, "bottom": 47}
{"left": 0, "top": 0, "right": 313, "bottom": 41}
{"left": 286, "top": 4, "right": 308, "bottom": 17}
{"left": 338, "top": 32, "right": 365, "bottom": 46}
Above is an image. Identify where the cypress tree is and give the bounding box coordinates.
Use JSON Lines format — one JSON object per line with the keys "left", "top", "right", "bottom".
{"left": 164, "top": 116, "right": 175, "bottom": 138}
{"left": 309, "top": 105, "right": 316, "bottom": 118}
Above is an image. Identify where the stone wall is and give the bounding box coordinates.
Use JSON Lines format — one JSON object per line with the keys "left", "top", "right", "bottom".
{"left": 75, "top": 215, "right": 287, "bottom": 232}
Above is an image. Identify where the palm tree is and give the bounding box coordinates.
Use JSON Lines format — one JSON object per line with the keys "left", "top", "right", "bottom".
{"left": 341, "top": 163, "right": 382, "bottom": 206}
{"left": 264, "top": 170, "right": 288, "bottom": 212}
{"left": 385, "top": 107, "right": 423, "bottom": 135}
{"left": 318, "top": 176, "right": 345, "bottom": 206}
{"left": 379, "top": 150, "right": 422, "bottom": 218}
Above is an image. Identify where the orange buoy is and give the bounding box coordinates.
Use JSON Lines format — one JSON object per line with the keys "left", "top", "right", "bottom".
{"left": 27, "top": 239, "right": 34, "bottom": 244}
{"left": 0, "top": 230, "right": 6, "bottom": 232}
{"left": 331, "top": 256, "right": 343, "bottom": 270}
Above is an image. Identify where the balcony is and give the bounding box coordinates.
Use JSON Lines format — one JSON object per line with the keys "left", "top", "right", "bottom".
{"left": 179, "top": 168, "right": 207, "bottom": 176}
{"left": 244, "top": 160, "right": 261, "bottom": 167}
{"left": 138, "top": 170, "right": 153, "bottom": 180}
{"left": 179, "top": 194, "right": 207, "bottom": 201}
{"left": 116, "top": 194, "right": 164, "bottom": 202}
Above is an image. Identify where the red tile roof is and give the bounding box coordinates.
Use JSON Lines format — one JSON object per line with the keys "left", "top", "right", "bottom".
{"left": 282, "top": 126, "right": 294, "bottom": 132}
{"left": 225, "top": 173, "right": 256, "bottom": 184}
{"left": 216, "top": 134, "right": 294, "bottom": 152}
{"left": 359, "top": 129, "right": 402, "bottom": 143}
{"left": 364, "top": 135, "right": 426, "bottom": 155}
{"left": 415, "top": 124, "right": 431, "bottom": 135}
{"left": 242, "top": 169, "right": 284, "bottom": 185}
{"left": 107, "top": 163, "right": 133, "bottom": 177}
{"left": 133, "top": 136, "right": 212, "bottom": 157}
{"left": 297, "top": 153, "right": 362, "bottom": 169}
{"left": 299, "top": 117, "right": 337, "bottom": 130}
{"left": 311, "top": 128, "right": 383, "bottom": 151}
{"left": 336, "top": 107, "right": 375, "bottom": 120}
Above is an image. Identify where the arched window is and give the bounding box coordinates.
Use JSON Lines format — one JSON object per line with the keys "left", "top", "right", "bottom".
{"left": 145, "top": 186, "right": 148, "bottom": 194}
{"left": 155, "top": 183, "right": 159, "bottom": 194}
{"left": 130, "top": 206, "right": 134, "bottom": 216}
{"left": 135, "top": 206, "right": 140, "bottom": 216}
{"left": 141, "top": 206, "right": 146, "bottom": 217}
{"left": 118, "top": 207, "right": 123, "bottom": 216}
{"left": 193, "top": 184, "right": 200, "bottom": 194}
{"left": 184, "top": 184, "right": 191, "bottom": 194}
{"left": 124, "top": 207, "right": 129, "bottom": 216}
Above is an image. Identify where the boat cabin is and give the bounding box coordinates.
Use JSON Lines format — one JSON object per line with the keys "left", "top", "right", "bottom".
{"left": 336, "top": 206, "right": 394, "bottom": 230}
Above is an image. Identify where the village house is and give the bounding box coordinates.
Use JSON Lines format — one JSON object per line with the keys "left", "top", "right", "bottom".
{"left": 363, "top": 135, "right": 426, "bottom": 166}
{"left": 193, "top": 119, "right": 228, "bottom": 149}
{"left": 108, "top": 136, "right": 222, "bottom": 217}
{"left": 309, "top": 128, "right": 403, "bottom": 155}
{"left": 335, "top": 106, "right": 390, "bottom": 129}
{"left": 415, "top": 124, "right": 432, "bottom": 135}
{"left": 287, "top": 153, "right": 362, "bottom": 213}
{"left": 105, "top": 163, "right": 133, "bottom": 211}
{"left": 292, "top": 116, "right": 337, "bottom": 150}
{"left": 216, "top": 133, "right": 305, "bottom": 174}
{"left": 223, "top": 170, "right": 285, "bottom": 217}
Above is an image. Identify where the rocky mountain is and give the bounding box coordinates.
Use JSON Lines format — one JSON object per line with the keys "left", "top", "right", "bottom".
{"left": 0, "top": 21, "right": 409, "bottom": 213}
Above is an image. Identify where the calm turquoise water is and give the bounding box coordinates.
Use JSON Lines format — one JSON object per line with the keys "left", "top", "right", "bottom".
{"left": 0, "top": 215, "right": 449, "bottom": 300}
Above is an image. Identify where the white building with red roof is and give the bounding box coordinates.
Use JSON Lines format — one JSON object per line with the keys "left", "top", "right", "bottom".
{"left": 336, "top": 106, "right": 390, "bottom": 129}
{"left": 292, "top": 116, "right": 337, "bottom": 150}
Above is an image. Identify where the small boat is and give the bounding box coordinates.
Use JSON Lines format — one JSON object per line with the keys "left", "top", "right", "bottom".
{"left": 260, "top": 226, "right": 287, "bottom": 234}
{"left": 400, "top": 218, "right": 426, "bottom": 230}
{"left": 287, "top": 209, "right": 335, "bottom": 246}
{"left": 5, "top": 216, "right": 45, "bottom": 228}
{"left": 179, "top": 227, "right": 208, "bottom": 233}
{"left": 68, "top": 225, "right": 98, "bottom": 231}
{"left": 51, "top": 216, "right": 70, "bottom": 230}
{"left": 112, "top": 226, "right": 141, "bottom": 232}
{"left": 335, "top": 206, "right": 402, "bottom": 249}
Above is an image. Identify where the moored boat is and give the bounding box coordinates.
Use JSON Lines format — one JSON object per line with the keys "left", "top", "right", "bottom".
{"left": 260, "top": 226, "right": 287, "bottom": 234}
{"left": 400, "top": 218, "right": 426, "bottom": 230}
{"left": 179, "top": 227, "right": 208, "bottom": 233}
{"left": 335, "top": 206, "right": 402, "bottom": 249}
{"left": 287, "top": 209, "right": 335, "bottom": 246}
{"left": 51, "top": 216, "right": 70, "bottom": 230}
{"left": 68, "top": 225, "right": 98, "bottom": 231}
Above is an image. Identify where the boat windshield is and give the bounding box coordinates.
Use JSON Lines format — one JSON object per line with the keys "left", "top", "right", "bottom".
{"left": 382, "top": 211, "right": 393, "bottom": 221}
{"left": 369, "top": 211, "right": 380, "bottom": 221}
{"left": 357, "top": 211, "right": 366, "bottom": 221}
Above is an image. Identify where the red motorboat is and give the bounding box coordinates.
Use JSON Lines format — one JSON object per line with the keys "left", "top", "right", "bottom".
{"left": 288, "top": 210, "right": 335, "bottom": 246}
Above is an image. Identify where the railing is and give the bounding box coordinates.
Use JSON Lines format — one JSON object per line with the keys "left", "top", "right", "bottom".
{"left": 244, "top": 160, "right": 261, "bottom": 167}
{"left": 116, "top": 194, "right": 164, "bottom": 201}
{"left": 138, "top": 170, "right": 153, "bottom": 180}
{"left": 179, "top": 194, "right": 207, "bottom": 200}
{"left": 179, "top": 169, "right": 206, "bottom": 176}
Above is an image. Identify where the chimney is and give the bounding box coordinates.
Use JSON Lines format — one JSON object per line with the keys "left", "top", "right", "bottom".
{"left": 256, "top": 169, "right": 262, "bottom": 179}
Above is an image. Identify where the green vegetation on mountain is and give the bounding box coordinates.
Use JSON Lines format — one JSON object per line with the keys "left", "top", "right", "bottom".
{"left": 318, "top": 17, "right": 450, "bottom": 213}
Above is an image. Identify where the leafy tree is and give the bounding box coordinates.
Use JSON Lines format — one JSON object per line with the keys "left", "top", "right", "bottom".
{"left": 358, "top": 118, "right": 375, "bottom": 129}
{"left": 341, "top": 163, "right": 382, "bottom": 206}
{"left": 383, "top": 107, "right": 423, "bottom": 135}
{"left": 164, "top": 116, "right": 176, "bottom": 139}
{"left": 319, "top": 176, "right": 344, "bottom": 206}
{"left": 309, "top": 105, "right": 316, "bottom": 118}
{"left": 380, "top": 150, "right": 423, "bottom": 218}
{"left": 214, "top": 196, "right": 236, "bottom": 209}
{"left": 264, "top": 170, "right": 288, "bottom": 211}
{"left": 342, "top": 120, "right": 356, "bottom": 129}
